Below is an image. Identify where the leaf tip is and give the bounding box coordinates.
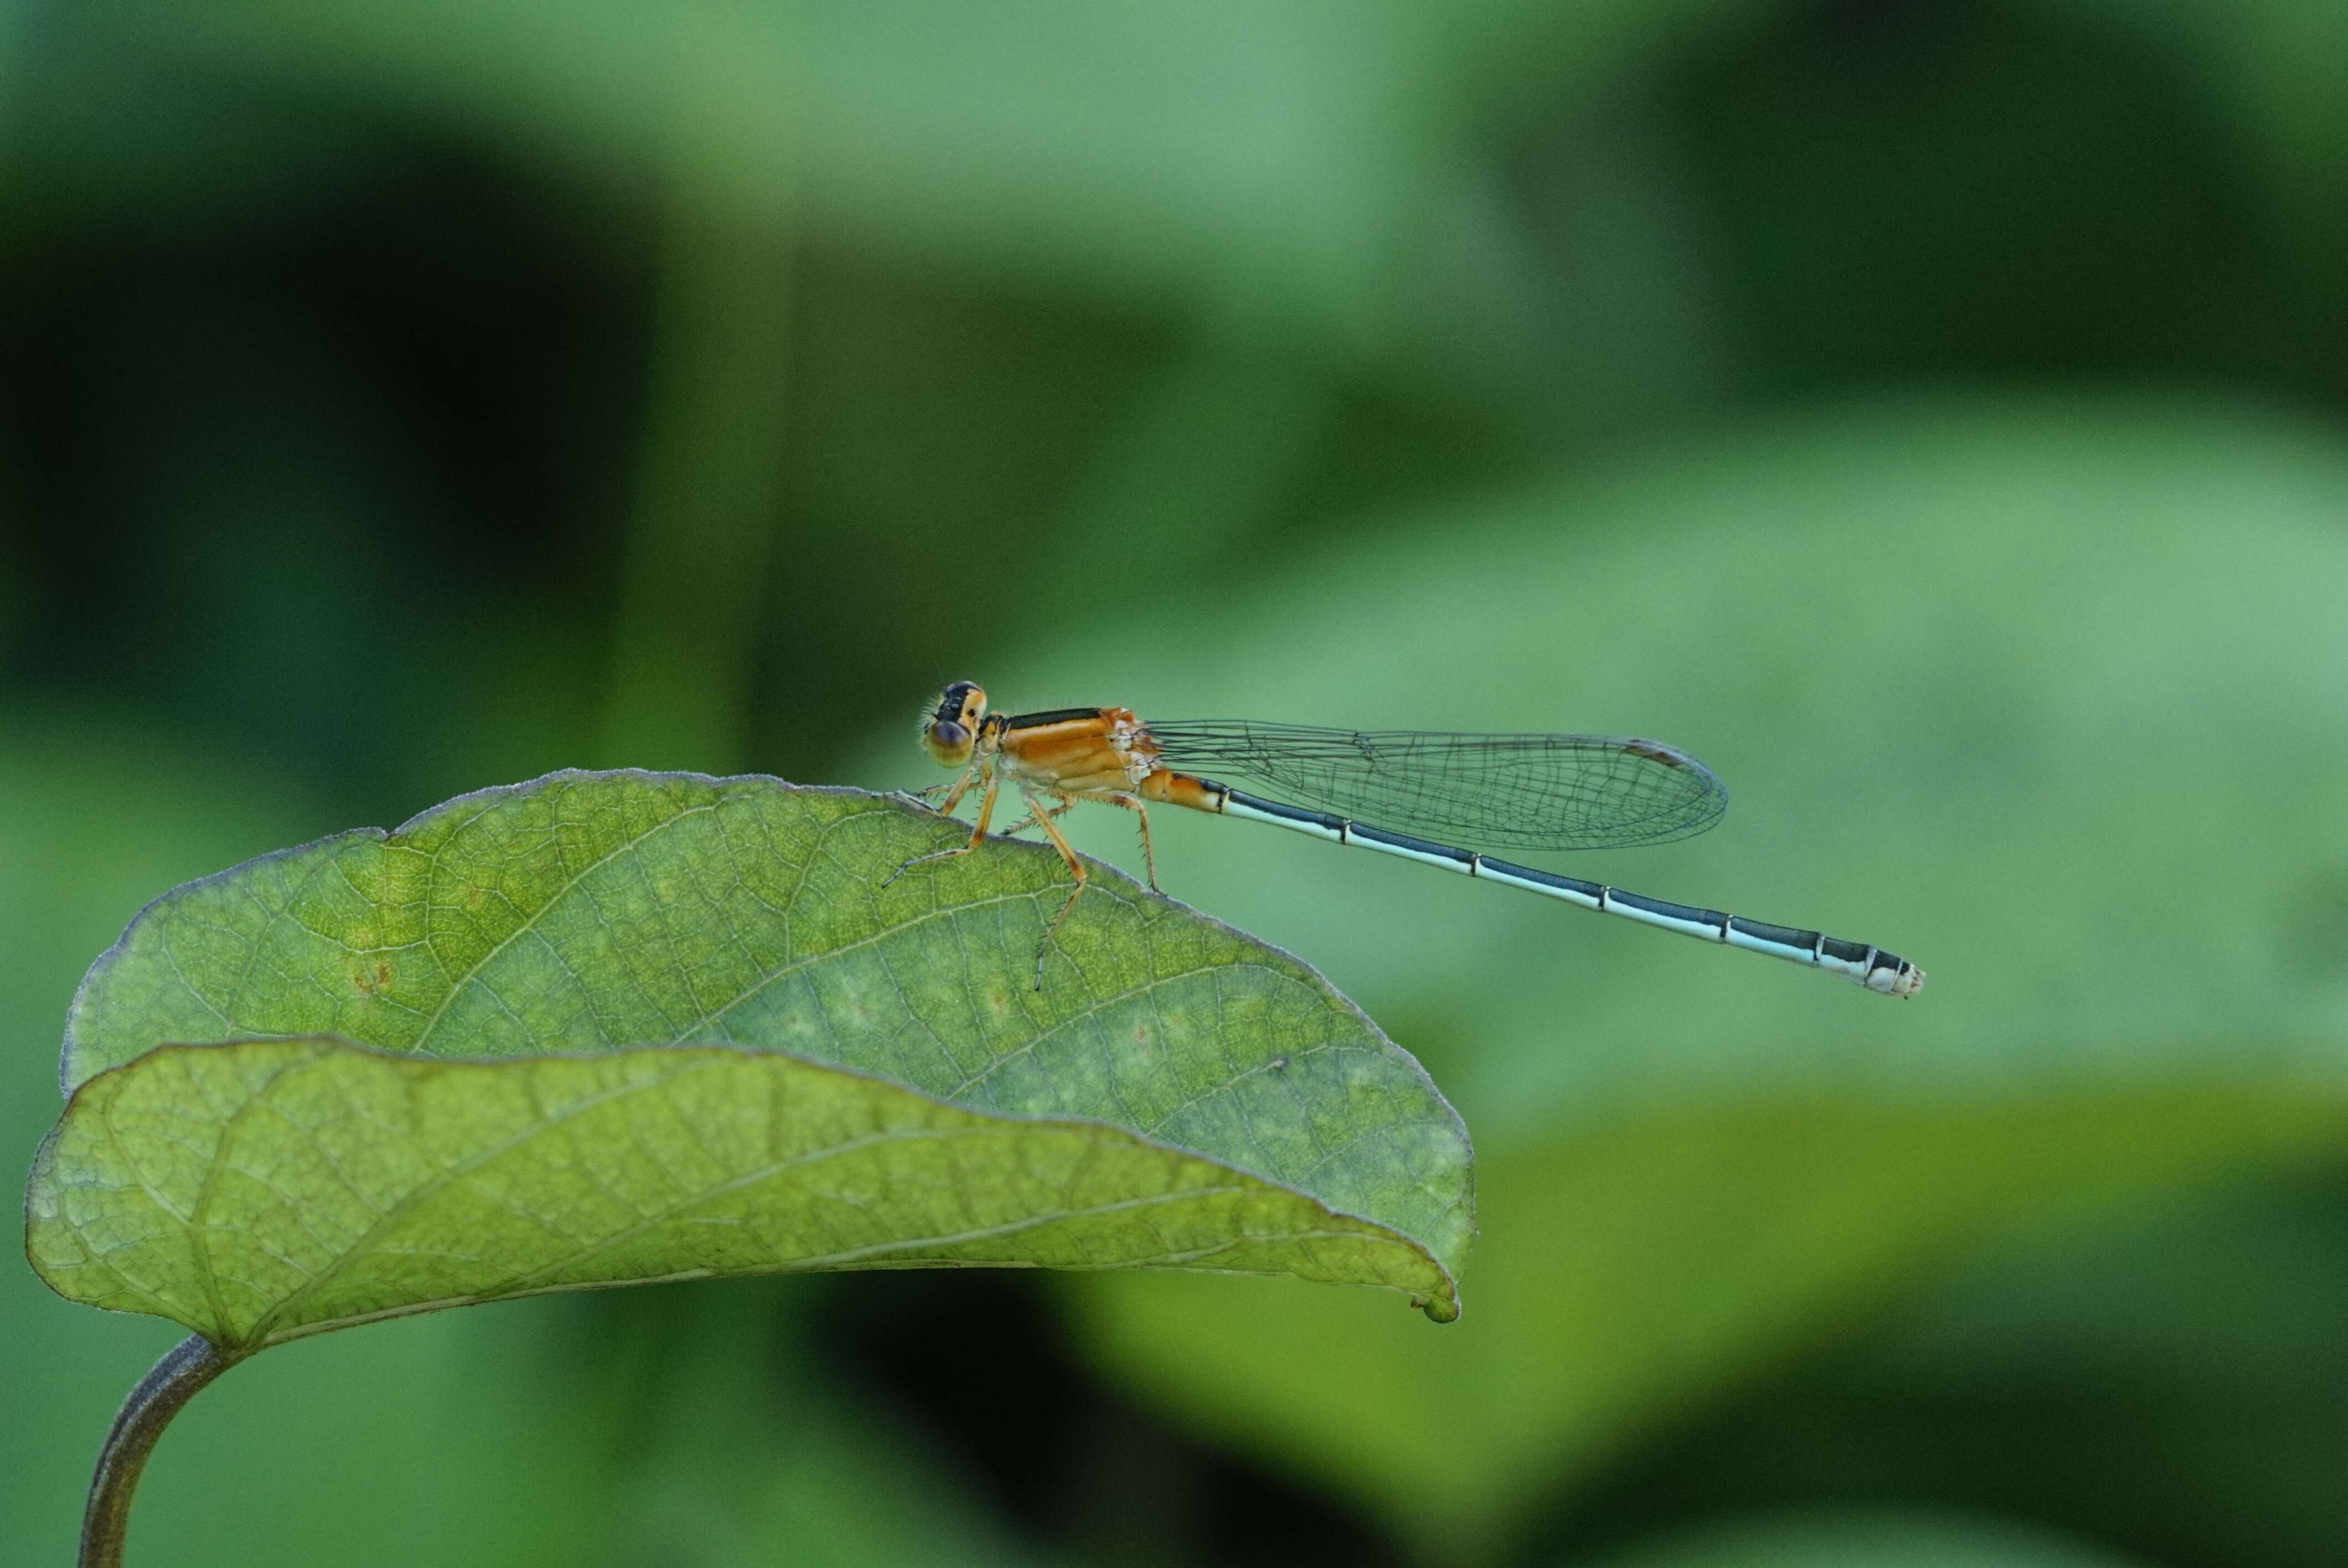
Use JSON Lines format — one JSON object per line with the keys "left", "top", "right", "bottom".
{"left": 1413, "top": 1288, "right": 1461, "bottom": 1324}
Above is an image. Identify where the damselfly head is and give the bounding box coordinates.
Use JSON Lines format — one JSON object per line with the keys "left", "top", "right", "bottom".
{"left": 921, "top": 680, "right": 988, "bottom": 767}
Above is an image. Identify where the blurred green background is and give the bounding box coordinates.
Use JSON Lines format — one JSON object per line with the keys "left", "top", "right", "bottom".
{"left": 8, "top": 1, "right": 2348, "bottom": 1564}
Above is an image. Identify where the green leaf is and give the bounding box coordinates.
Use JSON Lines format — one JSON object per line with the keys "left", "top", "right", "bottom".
{"left": 29, "top": 774, "right": 1471, "bottom": 1344}
{"left": 28, "top": 1035, "right": 1455, "bottom": 1349}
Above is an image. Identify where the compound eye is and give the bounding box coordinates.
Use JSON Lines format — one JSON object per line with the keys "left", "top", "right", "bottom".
{"left": 921, "top": 715, "right": 976, "bottom": 767}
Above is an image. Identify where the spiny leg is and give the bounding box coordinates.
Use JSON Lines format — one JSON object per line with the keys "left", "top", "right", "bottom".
{"left": 1026, "top": 791, "right": 1160, "bottom": 889}
{"left": 933, "top": 766, "right": 980, "bottom": 817}
{"left": 1090, "top": 792, "right": 1159, "bottom": 891}
{"left": 996, "top": 797, "right": 1078, "bottom": 840}
{"left": 889, "top": 764, "right": 976, "bottom": 822}
{"left": 882, "top": 770, "right": 1000, "bottom": 887}
{"left": 1022, "top": 787, "right": 1093, "bottom": 989}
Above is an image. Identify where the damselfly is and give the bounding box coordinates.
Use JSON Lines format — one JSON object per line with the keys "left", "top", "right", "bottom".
{"left": 891, "top": 681, "right": 1923, "bottom": 998}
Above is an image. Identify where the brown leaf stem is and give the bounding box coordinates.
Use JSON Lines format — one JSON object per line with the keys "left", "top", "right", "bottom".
{"left": 81, "top": 1334, "right": 236, "bottom": 1568}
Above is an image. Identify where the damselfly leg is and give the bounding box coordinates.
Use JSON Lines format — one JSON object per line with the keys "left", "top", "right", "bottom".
{"left": 995, "top": 797, "right": 1078, "bottom": 839}
{"left": 881, "top": 766, "right": 999, "bottom": 888}
{"left": 1001, "top": 793, "right": 1160, "bottom": 890}
{"left": 1015, "top": 787, "right": 1094, "bottom": 987}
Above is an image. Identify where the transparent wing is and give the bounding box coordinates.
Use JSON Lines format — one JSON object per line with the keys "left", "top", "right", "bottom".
{"left": 1141, "top": 721, "right": 1727, "bottom": 850}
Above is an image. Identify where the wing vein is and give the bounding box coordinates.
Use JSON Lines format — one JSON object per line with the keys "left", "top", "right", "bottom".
{"left": 1142, "top": 721, "right": 1727, "bottom": 850}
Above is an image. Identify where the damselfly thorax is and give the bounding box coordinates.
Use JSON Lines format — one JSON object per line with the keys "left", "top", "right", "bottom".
{"left": 891, "top": 680, "right": 1923, "bottom": 999}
